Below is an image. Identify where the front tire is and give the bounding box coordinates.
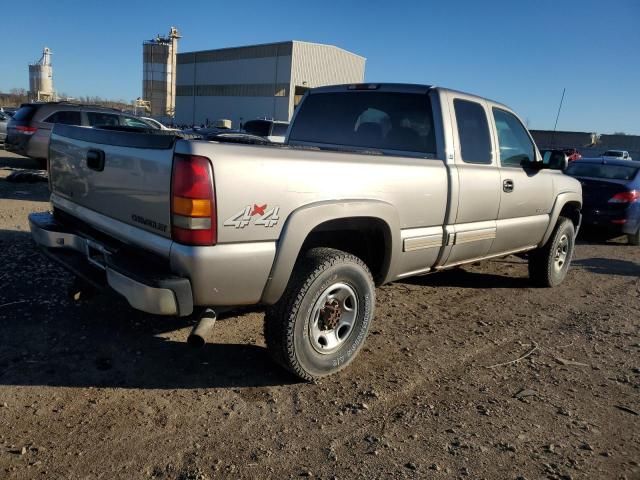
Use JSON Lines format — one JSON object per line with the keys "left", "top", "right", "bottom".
{"left": 264, "top": 248, "right": 375, "bottom": 381}
{"left": 529, "top": 217, "right": 575, "bottom": 287}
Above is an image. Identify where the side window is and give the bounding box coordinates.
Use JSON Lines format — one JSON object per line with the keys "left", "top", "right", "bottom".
{"left": 121, "top": 116, "right": 151, "bottom": 128}
{"left": 453, "top": 99, "right": 492, "bottom": 164}
{"left": 44, "top": 110, "right": 82, "bottom": 125}
{"left": 87, "top": 112, "right": 119, "bottom": 127}
{"left": 493, "top": 108, "right": 535, "bottom": 167}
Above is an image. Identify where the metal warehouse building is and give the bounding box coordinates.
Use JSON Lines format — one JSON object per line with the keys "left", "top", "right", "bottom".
{"left": 174, "top": 41, "right": 366, "bottom": 127}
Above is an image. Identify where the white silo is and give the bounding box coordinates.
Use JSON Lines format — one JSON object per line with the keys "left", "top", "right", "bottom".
{"left": 142, "top": 27, "right": 181, "bottom": 119}
{"left": 29, "top": 47, "right": 55, "bottom": 102}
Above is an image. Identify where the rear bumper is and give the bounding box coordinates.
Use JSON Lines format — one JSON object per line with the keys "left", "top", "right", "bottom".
{"left": 29, "top": 211, "right": 193, "bottom": 316}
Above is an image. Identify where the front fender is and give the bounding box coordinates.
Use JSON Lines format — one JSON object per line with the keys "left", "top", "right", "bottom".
{"left": 540, "top": 191, "right": 582, "bottom": 246}
{"left": 260, "top": 200, "right": 401, "bottom": 305}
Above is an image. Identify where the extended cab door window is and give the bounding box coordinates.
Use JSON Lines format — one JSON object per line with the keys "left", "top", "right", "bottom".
{"left": 492, "top": 108, "right": 535, "bottom": 167}
{"left": 442, "top": 95, "right": 500, "bottom": 267}
{"left": 453, "top": 99, "right": 492, "bottom": 164}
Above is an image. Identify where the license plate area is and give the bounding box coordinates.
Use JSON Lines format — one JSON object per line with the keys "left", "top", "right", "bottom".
{"left": 85, "top": 240, "right": 110, "bottom": 270}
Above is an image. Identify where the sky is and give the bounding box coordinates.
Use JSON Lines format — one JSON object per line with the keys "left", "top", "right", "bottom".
{"left": 1, "top": 0, "right": 638, "bottom": 134}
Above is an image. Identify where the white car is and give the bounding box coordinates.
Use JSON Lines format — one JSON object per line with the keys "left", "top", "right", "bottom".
{"left": 602, "top": 150, "right": 632, "bottom": 161}
{"left": 242, "top": 119, "right": 289, "bottom": 143}
{"left": 140, "top": 117, "right": 179, "bottom": 132}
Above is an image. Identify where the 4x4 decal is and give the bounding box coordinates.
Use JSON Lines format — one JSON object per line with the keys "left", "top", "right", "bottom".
{"left": 224, "top": 204, "right": 280, "bottom": 228}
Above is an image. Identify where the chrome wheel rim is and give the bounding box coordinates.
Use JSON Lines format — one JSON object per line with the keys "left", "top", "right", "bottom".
{"left": 309, "top": 283, "right": 358, "bottom": 355}
{"left": 554, "top": 234, "right": 570, "bottom": 272}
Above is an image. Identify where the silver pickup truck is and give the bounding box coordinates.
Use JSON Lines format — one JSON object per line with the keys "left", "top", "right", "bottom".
{"left": 29, "top": 83, "right": 582, "bottom": 381}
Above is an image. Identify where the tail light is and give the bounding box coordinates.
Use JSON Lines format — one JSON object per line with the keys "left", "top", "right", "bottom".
{"left": 16, "top": 125, "right": 37, "bottom": 135}
{"left": 171, "top": 154, "right": 216, "bottom": 246}
{"left": 608, "top": 190, "right": 639, "bottom": 204}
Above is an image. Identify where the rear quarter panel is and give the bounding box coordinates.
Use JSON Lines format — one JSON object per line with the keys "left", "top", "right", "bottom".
{"left": 178, "top": 141, "right": 449, "bottom": 244}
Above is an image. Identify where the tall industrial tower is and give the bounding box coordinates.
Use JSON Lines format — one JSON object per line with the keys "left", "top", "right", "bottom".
{"left": 29, "top": 47, "right": 56, "bottom": 102}
{"left": 142, "top": 26, "right": 181, "bottom": 119}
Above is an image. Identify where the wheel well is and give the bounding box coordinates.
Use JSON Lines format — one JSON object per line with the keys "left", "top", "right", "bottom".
{"left": 560, "top": 201, "right": 581, "bottom": 229}
{"left": 299, "top": 217, "right": 391, "bottom": 285}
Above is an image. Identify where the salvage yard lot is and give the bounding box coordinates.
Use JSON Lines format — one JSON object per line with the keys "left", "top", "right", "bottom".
{"left": 0, "top": 150, "right": 638, "bottom": 479}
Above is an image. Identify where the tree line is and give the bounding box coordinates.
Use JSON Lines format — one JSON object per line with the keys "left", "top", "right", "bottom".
{"left": 0, "top": 88, "right": 130, "bottom": 111}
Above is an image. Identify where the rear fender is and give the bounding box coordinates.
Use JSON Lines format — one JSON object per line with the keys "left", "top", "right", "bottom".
{"left": 260, "top": 200, "right": 401, "bottom": 305}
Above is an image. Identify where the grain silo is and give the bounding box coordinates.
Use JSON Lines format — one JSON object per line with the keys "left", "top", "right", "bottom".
{"left": 28, "top": 47, "right": 55, "bottom": 102}
{"left": 142, "top": 27, "right": 181, "bottom": 119}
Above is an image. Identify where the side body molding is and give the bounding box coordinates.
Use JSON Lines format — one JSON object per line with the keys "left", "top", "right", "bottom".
{"left": 260, "top": 200, "right": 402, "bottom": 305}
{"left": 539, "top": 191, "right": 582, "bottom": 245}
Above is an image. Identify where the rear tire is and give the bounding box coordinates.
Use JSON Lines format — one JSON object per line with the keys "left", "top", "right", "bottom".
{"left": 629, "top": 228, "right": 640, "bottom": 246}
{"left": 529, "top": 217, "right": 575, "bottom": 287}
{"left": 264, "top": 248, "right": 375, "bottom": 381}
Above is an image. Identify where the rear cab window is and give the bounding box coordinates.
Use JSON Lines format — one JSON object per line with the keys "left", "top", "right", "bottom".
{"left": 288, "top": 91, "right": 436, "bottom": 156}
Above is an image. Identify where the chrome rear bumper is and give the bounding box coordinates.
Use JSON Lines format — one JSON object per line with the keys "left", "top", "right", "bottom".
{"left": 29, "top": 212, "right": 193, "bottom": 316}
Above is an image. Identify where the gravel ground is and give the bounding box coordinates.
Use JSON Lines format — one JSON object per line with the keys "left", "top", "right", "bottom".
{"left": 0, "top": 150, "right": 638, "bottom": 480}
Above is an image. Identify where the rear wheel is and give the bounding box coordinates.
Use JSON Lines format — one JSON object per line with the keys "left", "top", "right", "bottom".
{"left": 529, "top": 217, "right": 575, "bottom": 287}
{"left": 264, "top": 248, "right": 375, "bottom": 381}
{"left": 629, "top": 228, "right": 640, "bottom": 246}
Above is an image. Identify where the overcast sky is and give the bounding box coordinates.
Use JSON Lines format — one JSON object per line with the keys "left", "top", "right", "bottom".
{"left": 1, "top": 0, "right": 638, "bottom": 134}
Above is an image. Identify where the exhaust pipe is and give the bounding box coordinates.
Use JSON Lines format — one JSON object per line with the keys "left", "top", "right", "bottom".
{"left": 188, "top": 308, "right": 217, "bottom": 348}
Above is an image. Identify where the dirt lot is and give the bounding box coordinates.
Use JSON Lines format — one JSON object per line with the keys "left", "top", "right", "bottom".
{"left": 0, "top": 150, "right": 638, "bottom": 480}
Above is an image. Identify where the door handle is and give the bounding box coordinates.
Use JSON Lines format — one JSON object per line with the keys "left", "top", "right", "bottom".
{"left": 86, "top": 149, "right": 105, "bottom": 172}
{"left": 503, "top": 179, "right": 514, "bottom": 193}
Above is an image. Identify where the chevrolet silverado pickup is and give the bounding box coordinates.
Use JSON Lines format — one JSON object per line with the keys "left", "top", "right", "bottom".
{"left": 29, "top": 83, "right": 582, "bottom": 381}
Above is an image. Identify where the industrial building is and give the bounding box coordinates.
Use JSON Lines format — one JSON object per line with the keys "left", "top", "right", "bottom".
{"left": 28, "top": 47, "right": 55, "bottom": 102}
{"left": 142, "top": 27, "right": 181, "bottom": 118}
{"left": 174, "top": 41, "right": 366, "bottom": 127}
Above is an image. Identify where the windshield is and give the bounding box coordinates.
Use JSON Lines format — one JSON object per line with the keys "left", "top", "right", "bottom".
{"left": 603, "top": 151, "right": 623, "bottom": 157}
{"left": 289, "top": 92, "right": 436, "bottom": 155}
{"left": 565, "top": 162, "right": 638, "bottom": 181}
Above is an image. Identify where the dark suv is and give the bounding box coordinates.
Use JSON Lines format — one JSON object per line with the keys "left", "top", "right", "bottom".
{"left": 6, "top": 102, "right": 152, "bottom": 166}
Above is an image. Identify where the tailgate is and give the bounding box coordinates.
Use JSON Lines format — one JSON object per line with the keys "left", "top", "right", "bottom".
{"left": 49, "top": 125, "right": 177, "bottom": 239}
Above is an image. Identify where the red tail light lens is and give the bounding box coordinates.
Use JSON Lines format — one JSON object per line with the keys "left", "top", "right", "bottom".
{"left": 608, "top": 190, "right": 639, "bottom": 204}
{"left": 16, "top": 126, "right": 37, "bottom": 135}
{"left": 171, "top": 154, "right": 216, "bottom": 246}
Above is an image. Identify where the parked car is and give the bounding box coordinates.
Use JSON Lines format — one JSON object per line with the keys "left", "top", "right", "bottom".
{"left": 29, "top": 83, "right": 581, "bottom": 381}
{"left": 540, "top": 149, "right": 570, "bottom": 169}
{"left": 564, "top": 148, "right": 582, "bottom": 162}
{"left": 0, "top": 111, "right": 9, "bottom": 144}
{"left": 242, "top": 119, "right": 289, "bottom": 143}
{"left": 601, "top": 150, "right": 632, "bottom": 161}
{"left": 565, "top": 159, "right": 639, "bottom": 245}
{"left": 140, "top": 117, "right": 179, "bottom": 131}
{"left": 5, "top": 102, "right": 155, "bottom": 167}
